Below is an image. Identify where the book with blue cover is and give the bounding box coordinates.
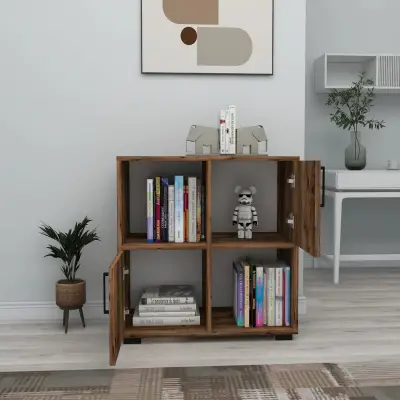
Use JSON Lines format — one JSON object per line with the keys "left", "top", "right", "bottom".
{"left": 174, "top": 176, "right": 184, "bottom": 243}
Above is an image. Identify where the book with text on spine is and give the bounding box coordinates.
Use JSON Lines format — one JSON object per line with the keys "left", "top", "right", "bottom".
{"left": 174, "top": 176, "right": 184, "bottom": 243}
{"left": 155, "top": 177, "right": 161, "bottom": 242}
{"left": 168, "top": 185, "right": 175, "bottom": 242}
{"left": 188, "top": 177, "right": 197, "bottom": 243}
{"left": 161, "top": 177, "right": 169, "bottom": 241}
{"left": 140, "top": 285, "right": 195, "bottom": 305}
{"left": 138, "top": 303, "right": 197, "bottom": 313}
{"left": 132, "top": 307, "right": 200, "bottom": 326}
{"left": 146, "top": 179, "right": 154, "bottom": 242}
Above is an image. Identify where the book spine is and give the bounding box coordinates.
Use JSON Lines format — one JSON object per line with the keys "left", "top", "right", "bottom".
{"left": 132, "top": 314, "right": 200, "bottom": 326}
{"left": 243, "top": 261, "right": 250, "bottom": 328}
{"left": 188, "top": 177, "right": 197, "bottom": 243}
{"left": 263, "top": 269, "right": 268, "bottom": 325}
{"left": 251, "top": 264, "right": 256, "bottom": 327}
{"left": 168, "top": 185, "right": 174, "bottom": 242}
{"left": 228, "top": 105, "right": 236, "bottom": 154}
{"left": 184, "top": 185, "right": 188, "bottom": 242}
{"left": 233, "top": 265, "right": 237, "bottom": 324}
{"left": 275, "top": 267, "right": 283, "bottom": 326}
{"left": 138, "top": 303, "right": 197, "bottom": 313}
{"left": 219, "top": 110, "right": 227, "bottom": 154}
{"left": 141, "top": 296, "right": 195, "bottom": 305}
{"left": 282, "top": 267, "right": 286, "bottom": 326}
{"left": 196, "top": 179, "right": 201, "bottom": 242}
{"left": 139, "top": 311, "right": 196, "bottom": 317}
{"left": 161, "top": 177, "right": 169, "bottom": 241}
{"left": 225, "top": 109, "right": 231, "bottom": 154}
{"left": 155, "top": 177, "right": 161, "bottom": 242}
{"left": 174, "top": 176, "right": 184, "bottom": 243}
{"left": 285, "top": 267, "right": 291, "bottom": 326}
{"left": 256, "top": 266, "right": 264, "bottom": 327}
{"left": 268, "top": 268, "right": 275, "bottom": 326}
{"left": 201, "top": 185, "right": 205, "bottom": 240}
{"left": 237, "top": 268, "right": 244, "bottom": 326}
{"left": 146, "top": 179, "right": 154, "bottom": 242}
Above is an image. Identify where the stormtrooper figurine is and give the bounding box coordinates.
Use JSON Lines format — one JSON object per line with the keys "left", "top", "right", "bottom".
{"left": 232, "top": 186, "right": 258, "bottom": 239}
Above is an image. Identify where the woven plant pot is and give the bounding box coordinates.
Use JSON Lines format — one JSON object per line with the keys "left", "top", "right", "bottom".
{"left": 56, "top": 279, "right": 86, "bottom": 309}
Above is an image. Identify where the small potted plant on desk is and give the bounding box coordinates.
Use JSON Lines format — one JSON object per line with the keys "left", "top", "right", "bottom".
{"left": 39, "top": 216, "right": 100, "bottom": 333}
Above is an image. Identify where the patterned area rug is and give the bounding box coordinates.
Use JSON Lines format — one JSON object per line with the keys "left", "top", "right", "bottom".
{"left": 1, "top": 362, "right": 400, "bottom": 399}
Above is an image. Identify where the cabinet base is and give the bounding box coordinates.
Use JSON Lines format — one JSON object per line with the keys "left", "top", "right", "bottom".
{"left": 275, "top": 334, "right": 293, "bottom": 341}
{"left": 123, "top": 338, "right": 142, "bottom": 345}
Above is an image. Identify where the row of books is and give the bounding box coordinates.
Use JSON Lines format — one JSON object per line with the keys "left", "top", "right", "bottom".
{"left": 219, "top": 105, "right": 236, "bottom": 155}
{"left": 132, "top": 285, "right": 200, "bottom": 326}
{"left": 233, "top": 260, "right": 291, "bottom": 327}
{"left": 146, "top": 176, "right": 205, "bottom": 243}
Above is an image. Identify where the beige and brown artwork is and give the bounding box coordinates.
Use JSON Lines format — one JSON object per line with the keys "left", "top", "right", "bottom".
{"left": 141, "top": 0, "right": 274, "bottom": 74}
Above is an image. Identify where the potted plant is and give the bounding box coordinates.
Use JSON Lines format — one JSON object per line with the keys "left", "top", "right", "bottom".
{"left": 326, "top": 71, "right": 385, "bottom": 170}
{"left": 39, "top": 217, "right": 100, "bottom": 310}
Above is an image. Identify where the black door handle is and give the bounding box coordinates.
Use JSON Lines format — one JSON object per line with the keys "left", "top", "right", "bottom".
{"left": 320, "top": 166, "right": 326, "bottom": 207}
{"left": 103, "top": 272, "right": 109, "bottom": 315}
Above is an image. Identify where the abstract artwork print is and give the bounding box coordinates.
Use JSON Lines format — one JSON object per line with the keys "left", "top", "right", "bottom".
{"left": 141, "top": 0, "right": 274, "bottom": 75}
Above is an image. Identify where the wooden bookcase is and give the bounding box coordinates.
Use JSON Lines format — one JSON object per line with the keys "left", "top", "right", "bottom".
{"left": 108, "top": 155, "right": 322, "bottom": 366}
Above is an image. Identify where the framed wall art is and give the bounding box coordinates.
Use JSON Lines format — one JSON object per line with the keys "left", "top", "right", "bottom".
{"left": 141, "top": 0, "right": 274, "bottom": 75}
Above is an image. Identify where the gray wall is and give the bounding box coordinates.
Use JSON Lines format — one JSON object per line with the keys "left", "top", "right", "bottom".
{"left": 0, "top": 0, "right": 307, "bottom": 307}
{"left": 306, "top": 0, "right": 400, "bottom": 259}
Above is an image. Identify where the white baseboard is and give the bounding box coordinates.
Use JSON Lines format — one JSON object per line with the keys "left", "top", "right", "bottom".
{"left": 0, "top": 301, "right": 107, "bottom": 323}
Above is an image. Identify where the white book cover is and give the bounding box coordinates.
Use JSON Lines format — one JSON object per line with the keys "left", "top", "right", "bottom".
{"left": 132, "top": 307, "right": 200, "bottom": 326}
{"left": 225, "top": 109, "right": 232, "bottom": 154}
{"left": 263, "top": 270, "right": 268, "bottom": 325}
{"left": 241, "top": 260, "right": 250, "bottom": 328}
{"left": 168, "top": 185, "right": 174, "bottom": 242}
{"left": 139, "top": 311, "right": 196, "bottom": 317}
{"left": 228, "top": 105, "right": 236, "bottom": 154}
{"left": 219, "top": 110, "right": 227, "bottom": 154}
{"left": 138, "top": 303, "right": 197, "bottom": 313}
{"left": 174, "top": 176, "right": 184, "bottom": 243}
{"left": 140, "top": 285, "right": 195, "bottom": 305}
{"left": 275, "top": 298, "right": 283, "bottom": 326}
{"left": 146, "top": 179, "right": 154, "bottom": 242}
{"left": 188, "top": 177, "right": 197, "bottom": 242}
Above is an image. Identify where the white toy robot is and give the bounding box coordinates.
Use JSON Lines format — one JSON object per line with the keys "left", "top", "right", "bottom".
{"left": 232, "top": 186, "right": 258, "bottom": 239}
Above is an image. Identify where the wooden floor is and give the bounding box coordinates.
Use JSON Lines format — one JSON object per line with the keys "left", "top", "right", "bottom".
{"left": 1, "top": 268, "right": 399, "bottom": 372}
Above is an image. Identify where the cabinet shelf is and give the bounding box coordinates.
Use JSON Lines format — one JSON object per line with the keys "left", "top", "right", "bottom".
{"left": 121, "top": 234, "right": 207, "bottom": 250}
{"left": 212, "top": 232, "right": 294, "bottom": 249}
{"left": 123, "top": 307, "right": 296, "bottom": 338}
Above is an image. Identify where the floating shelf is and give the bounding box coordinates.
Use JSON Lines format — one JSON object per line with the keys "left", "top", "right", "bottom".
{"left": 315, "top": 53, "right": 400, "bottom": 94}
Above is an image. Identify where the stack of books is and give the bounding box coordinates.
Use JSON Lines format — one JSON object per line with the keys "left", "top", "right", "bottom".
{"left": 232, "top": 259, "right": 291, "bottom": 328}
{"left": 132, "top": 285, "right": 200, "bottom": 326}
{"left": 146, "top": 176, "right": 205, "bottom": 243}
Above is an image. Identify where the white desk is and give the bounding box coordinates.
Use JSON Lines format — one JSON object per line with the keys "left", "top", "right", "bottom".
{"left": 318, "top": 169, "right": 400, "bottom": 284}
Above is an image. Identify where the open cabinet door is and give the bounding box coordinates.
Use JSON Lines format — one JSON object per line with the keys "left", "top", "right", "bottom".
{"left": 293, "top": 161, "right": 321, "bottom": 257}
{"left": 109, "top": 251, "right": 124, "bottom": 366}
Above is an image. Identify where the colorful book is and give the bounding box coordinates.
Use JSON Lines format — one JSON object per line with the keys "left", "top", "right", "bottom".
{"left": 188, "top": 177, "right": 197, "bottom": 243}
{"left": 174, "top": 176, "right": 184, "bottom": 243}
{"left": 233, "top": 262, "right": 244, "bottom": 326}
{"left": 240, "top": 260, "right": 250, "bottom": 327}
{"left": 184, "top": 185, "right": 188, "bottom": 242}
{"left": 132, "top": 307, "right": 200, "bottom": 326}
{"left": 161, "top": 177, "right": 169, "bottom": 241}
{"left": 201, "top": 185, "right": 205, "bottom": 240}
{"left": 140, "top": 285, "right": 195, "bottom": 305}
{"left": 138, "top": 303, "right": 197, "bottom": 313}
{"left": 168, "top": 185, "right": 174, "bottom": 242}
{"left": 284, "top": 266, "right": 291, "bottom": 326}
{"left": 255, "top": 264, "right": 264, "bottom": 327}
{"left": 155, "top": 177, "right": 161, "bottom": 242}
{"left": 267, "top": 266, "right": 275, "bottom": 326}
{"left": 196, "top": 178, "right": 201, "bottom": 242}
{"left": 250, "top": 263, "right": 256, "bottom": 327}
{"left": 275, "top": 267, "right": 283, "bottom": 326}
{"left": 146, "top": 179, "right": 154, "bottom": 242}
{"left": 263, "top": 268, "right": 268, "bottom": 325}
{"left": 219, "top": 110, "right": 227, "bottom": 154}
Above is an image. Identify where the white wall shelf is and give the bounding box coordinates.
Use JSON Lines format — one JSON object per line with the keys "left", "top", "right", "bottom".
{"left": 315, "top": 53, "right": 400, "bottom": 94}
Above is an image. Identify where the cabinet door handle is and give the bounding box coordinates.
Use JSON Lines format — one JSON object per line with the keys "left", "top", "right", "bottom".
{"left": 320, "top": 166, "right": 326, "bottom": 208}
{"left": 103, "top": 272, "right": 109, "bottom": 315}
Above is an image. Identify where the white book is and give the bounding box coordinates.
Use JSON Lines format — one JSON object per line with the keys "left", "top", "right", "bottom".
{"left": 138, "top": 303, "right": 197, "bottom": 313}
{"left": 219, "top": 110, "right": 227, "bottom": 154}
{"left": 275, "top": 267, "right": 284, "bottom": 326}
{"left": 146, "top": 179, "right": 154, "bottom": 242}
{"left": 174, "top": 176, "right": 184, "bottom": 243}
{"left": 132, "top": 307, "right": 200, "bottom": 326}
{"left": 263, "top": 269, "right": 268, "bottom": 326}
{"left": 188, "top": 177, "right": 197, "bottom": 243}
{"left": 241, "top": 260, "right": 250, "bottom": 328}
{"left": 228, "top": 105, "right": 236, "bottom": 154}
{"left": 267, "top": 267, "right": 275, "bottom": 326}
{"left": 225, "top": 109, "right": 232, "bottom": 154}
{"left": 168, "top": 185, "right": 175, "bottom": 242}
{"left": 140, "top": 285, "right": 195, "bottom": 305}
{"left": 139, "top": 311, "right": 196, "bottom": 317}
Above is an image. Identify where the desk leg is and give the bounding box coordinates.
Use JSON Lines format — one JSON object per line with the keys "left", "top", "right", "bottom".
{"left": 333, "top": 195, "right": 343, "bottom": 284}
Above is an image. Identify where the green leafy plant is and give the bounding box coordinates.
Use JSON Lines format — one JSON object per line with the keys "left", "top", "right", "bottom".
{"left": 39, "top": 217, "right": 100, "bottom": 281}
{"left": 326, "top": 71, "right": 385, "bottom": 133}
